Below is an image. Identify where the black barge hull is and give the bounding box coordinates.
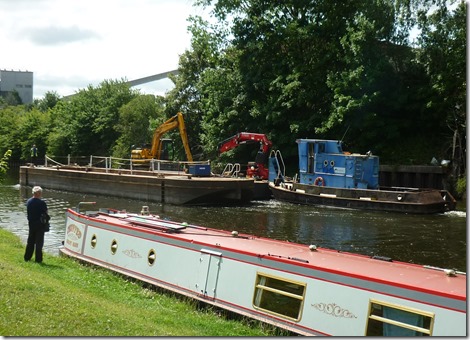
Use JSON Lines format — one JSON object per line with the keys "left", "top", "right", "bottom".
{"left": 20, "top": 166, "right": 256, "bottom": 205}
{"left": 269, "top": 182, "right": 456, "bottom": 214}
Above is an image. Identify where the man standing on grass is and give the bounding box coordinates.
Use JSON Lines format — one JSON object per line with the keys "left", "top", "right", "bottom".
{"left": 24, "top": 186, "right": 48, "bottom": 263}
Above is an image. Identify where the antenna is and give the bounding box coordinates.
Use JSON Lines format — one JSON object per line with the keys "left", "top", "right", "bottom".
{"left": 340, "top": 125, "right": 350, "bottom": 143}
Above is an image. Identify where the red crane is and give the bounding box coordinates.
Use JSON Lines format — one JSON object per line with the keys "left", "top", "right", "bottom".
{"left": 217, "top": 132, "right": 272, "bottom": 180}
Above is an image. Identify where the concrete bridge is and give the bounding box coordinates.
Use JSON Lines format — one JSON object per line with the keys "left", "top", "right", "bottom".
{"left": 63, "top": 69, "right": 179, "bottom": 100}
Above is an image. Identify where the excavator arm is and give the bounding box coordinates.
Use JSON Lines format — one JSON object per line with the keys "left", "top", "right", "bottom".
{"left": 218, "top": 132, "right": 272, "bottom": 155}
{"left": 150, "top": 112, "right": 193, "bottom": 161}
{"left": 132, "top": 112, "right": 193, "bottom": 162}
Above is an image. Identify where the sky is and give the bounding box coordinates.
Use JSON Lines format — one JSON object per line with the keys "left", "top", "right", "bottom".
{"left": 0, "top": 0, "right": 211, "bottom": 99}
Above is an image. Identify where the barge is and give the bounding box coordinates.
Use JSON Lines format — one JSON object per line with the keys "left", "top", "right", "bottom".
{"left": 60, "top": 204, "right": 466, "bottom": 336}
{"left": 269, "top": 139, "right": 456, "bottom": 214}
{"left": 19, "top": 162, "right": 258, "bottom": 205}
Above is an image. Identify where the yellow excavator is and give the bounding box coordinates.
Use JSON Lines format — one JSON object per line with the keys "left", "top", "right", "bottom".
{"left": 131, "top": 112, "right": 193, "bottom": 162}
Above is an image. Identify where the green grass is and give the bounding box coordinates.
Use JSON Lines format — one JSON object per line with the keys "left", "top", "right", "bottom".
{"left": 0, "top": 228, "right": 284, "bottom": 336}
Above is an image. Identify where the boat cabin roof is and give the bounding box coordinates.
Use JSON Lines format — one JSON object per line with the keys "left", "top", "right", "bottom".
{"left": 74, "top": 209, "right": 466, "bottom": 302}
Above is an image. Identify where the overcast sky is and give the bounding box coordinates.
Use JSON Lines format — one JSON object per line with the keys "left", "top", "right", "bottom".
{"left": 0, "top": 0, "right": 211, "bottom": 99}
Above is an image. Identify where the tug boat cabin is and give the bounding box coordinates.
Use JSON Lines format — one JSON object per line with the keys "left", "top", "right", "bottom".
{"left": 268, "top": 139, "right": 456, "bottom": 214}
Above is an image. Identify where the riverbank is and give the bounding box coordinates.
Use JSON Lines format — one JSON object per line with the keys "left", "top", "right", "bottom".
{"left": 0, "top": 229, "right": 282, "bottom": 336}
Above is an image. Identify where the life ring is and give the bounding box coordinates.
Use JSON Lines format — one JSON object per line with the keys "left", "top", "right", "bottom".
{"left": 314, "top": 177, "right": 325, "bottom": 186}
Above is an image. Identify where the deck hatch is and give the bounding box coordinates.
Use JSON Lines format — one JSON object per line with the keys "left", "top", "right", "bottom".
{"left": 125, "top": 216, "right": 186, "bottom": 231}
{"left": 365, "top": 299, "right": 434, "bottom": 336}
{"left": 253, "top": 272, "right": 306, "bottom": 321}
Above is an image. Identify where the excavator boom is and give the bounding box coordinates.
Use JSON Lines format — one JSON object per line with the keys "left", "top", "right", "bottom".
{"left": 132, "top": 112, "right": 193, "bottom": 162}
{"left": 218, "top": 132, "right": 272, "bottom": 179}
{"left": 218, "top": 132, "right": 272, "bottom": 155}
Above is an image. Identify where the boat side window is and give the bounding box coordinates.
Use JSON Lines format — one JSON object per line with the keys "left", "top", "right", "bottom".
{"left": 252, "top": 272, "right": 306, "bottom": 321}
{"left": 365, "top": 299, "right": 434, "bottom": 336}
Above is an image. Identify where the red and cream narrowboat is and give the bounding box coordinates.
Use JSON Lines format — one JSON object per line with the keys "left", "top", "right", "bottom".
{"left": 60, "top": 204, "right": 466, "bottom": 336}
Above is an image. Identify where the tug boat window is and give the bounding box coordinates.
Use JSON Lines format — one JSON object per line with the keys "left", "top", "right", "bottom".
{"left": 366, "top": 300, "right": 434, "bottom": 336}
{"left": 253, "top": 273, "right": 306, "bottom": 321}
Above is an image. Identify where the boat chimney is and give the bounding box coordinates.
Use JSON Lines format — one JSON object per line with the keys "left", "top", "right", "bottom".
{"left": 141, "top": 206, "right": 150, "bottom": 215}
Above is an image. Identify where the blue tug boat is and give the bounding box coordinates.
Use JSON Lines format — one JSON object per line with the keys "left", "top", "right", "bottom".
{"left": 269, "top": 139, "right": 455, "bottom": 214}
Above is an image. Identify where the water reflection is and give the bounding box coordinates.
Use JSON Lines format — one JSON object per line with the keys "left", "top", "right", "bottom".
{"left": 0, "top": 178, "right": 466, "bottom": 272}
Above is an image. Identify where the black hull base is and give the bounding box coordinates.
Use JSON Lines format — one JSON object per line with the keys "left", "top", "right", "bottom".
{"left": 269, "top": 182, "right": 455, "bottom": 214}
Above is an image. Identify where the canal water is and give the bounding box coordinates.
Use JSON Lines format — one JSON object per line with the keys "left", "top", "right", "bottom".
{"left": 0, "top": 171, "right": 466, "bottom": 272}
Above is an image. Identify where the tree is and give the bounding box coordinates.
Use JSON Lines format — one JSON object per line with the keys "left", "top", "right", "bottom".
{"left": 35, "top": 91, "right": 61, "bottom": 112}
{"left": 165, "top": 16, "right": 235, "bottom": 159}
{"left": 112, "top": 94, "right": 165, "bottom": 159}
{"left": 47, "top": 79, "right": 138, "bottom": 156}
{"left": 0, "top": 105, "right": 22, "bottom": 160}
{"left": 188, "top": 0, "right": 465, "bottom": 166}
{"left": 416, "top": 1, "right": 466, "bottom": 175}
{"left": 0, "top": 149, "right": 12, "bottom": 183}
{"left": 4, "top": 89, "right": 22, "bottom": 106}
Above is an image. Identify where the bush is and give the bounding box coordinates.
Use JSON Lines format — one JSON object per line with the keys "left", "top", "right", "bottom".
{"left": 456, "top": 175, "right": 466, "bottom": 199}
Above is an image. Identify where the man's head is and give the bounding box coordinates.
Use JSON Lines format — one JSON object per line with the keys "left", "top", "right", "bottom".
{"left": 32, "top": 186, "right": 42, "bottom": 197}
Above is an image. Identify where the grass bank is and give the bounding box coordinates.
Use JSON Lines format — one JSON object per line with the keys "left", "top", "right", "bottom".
{"left": 0, "top": 228, "right": 283, "bottom": 336}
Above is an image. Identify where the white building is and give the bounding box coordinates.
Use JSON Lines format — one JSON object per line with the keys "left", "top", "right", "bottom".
{"left": 0, "top": 69, "right": 33, "bottom": 104}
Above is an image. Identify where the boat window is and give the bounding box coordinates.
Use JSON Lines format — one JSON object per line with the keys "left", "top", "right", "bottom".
{"left": 252, "top": 272, "right": 306, "bottom": 321}
{"left": 90, "top": 234, "right": 97, "bottom": 248}
{"left": 111, "top": 239, "right": 118, "bottom": 255}
{"left": 365, "top": 299, "right": 434, "bottom": 336}
{"left": 148, "top": 249, "right": 156, "bottom": 266}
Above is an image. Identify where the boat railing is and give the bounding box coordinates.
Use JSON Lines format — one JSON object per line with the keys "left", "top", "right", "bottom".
{"left": 43, "top": 154, "right": 209, "bottom": 176}
{"left": 269, "top": 149, "right": 286, "bottom": 184}
{"left": 221, "top": 163, "right": 242, "bottom": 177}
{"left": 75, "top": 201, "right": 96, "bottom": 214}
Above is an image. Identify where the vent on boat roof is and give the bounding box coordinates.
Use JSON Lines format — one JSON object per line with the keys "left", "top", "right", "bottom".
{"left": 125, "top": 216, "right": 186, "bottom": 232}
{"left": 371, "top": 255, "right": 393, "bottom": 262}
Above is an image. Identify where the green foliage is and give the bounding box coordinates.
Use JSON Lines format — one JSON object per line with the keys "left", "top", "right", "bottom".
{"left": 456, "top": 175, "right": 466, "bottom": 199}
{"left": 3, "top": 89, "right": 22, "bottom": 106}
{"left": 34, "top": 91, "right": 61, "bottom": 112}
{"left": 47, "top": 79, "right": 138, "bottom": 156}
{"left": 0, "top": 106, "right": 22, "bottom": 159}
{"left": 0, "top": 149, "right": 12, "bottom": 182}
{"left": 112, "top": 95, "right": 165, "bottom": 159}
{"left": 179, "top": 0, "right": 465, "bottom": 167}
{"left": 416, "top": 0, "right": 466, "bottom": 175}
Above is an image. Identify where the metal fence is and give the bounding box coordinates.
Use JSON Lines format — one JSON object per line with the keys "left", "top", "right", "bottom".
{"left": 43, "top": 155, "right": 210, "bottom": 175}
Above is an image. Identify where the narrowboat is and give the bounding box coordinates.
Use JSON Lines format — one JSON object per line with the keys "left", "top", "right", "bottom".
{"left": 60, "top": 203, "right": 466, "bottom": 336}
{"left": 268, "top": 139, "right": 456, "bottom": 214}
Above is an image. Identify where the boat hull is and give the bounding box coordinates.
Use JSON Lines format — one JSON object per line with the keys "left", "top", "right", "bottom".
{"left": 60, "top": 208, "right": 466, "bottom": 336}
{"left": 269, "top": 182, "right": 455, "bottom": 214}
{"left": 19, "top": 165, "right": 256, "bottom": 205}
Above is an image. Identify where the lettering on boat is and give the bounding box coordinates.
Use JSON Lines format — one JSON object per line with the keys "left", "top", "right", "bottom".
{"left": 122, "top": 249, "right": 143, "bottom": 259}
{"left": 65, "top": 222, "right": 85, "bottom": 252}
{"left": 312, "top": 302, "right": 358, "bottom": 319}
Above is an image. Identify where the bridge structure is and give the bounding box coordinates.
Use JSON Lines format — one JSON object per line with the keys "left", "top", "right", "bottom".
{"left": 63, "top": 69, "right": 179, "bottom": 100}
{"left": 126, "top": 69, "right": 179, "bottom": 87}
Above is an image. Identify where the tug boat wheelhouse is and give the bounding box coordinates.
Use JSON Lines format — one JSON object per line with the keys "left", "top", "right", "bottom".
{"left": 60, "top": 204, "right": 466, "bottom": 336}
{"left": 268, "top": 139, "right": 456, "bottom": 214}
